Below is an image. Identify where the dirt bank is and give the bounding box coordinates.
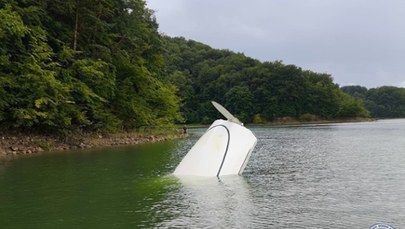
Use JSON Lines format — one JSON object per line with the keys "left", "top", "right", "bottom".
{"left": 0, "top": 130, "right": 187, "bottom": 160}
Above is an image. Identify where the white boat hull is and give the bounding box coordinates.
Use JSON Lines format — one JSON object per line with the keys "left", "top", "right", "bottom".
{"left": 173, "top": 119, "right": 257, "bottom": 177}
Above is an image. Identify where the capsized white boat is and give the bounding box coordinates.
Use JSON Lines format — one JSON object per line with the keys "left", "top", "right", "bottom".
{"left": 173, "top": 101, "right": 257, "bottom": 177}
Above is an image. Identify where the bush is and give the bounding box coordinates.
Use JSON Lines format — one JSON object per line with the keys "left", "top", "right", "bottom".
{"left": 299, "top": 113, "right": 319, "bottom": 122}
{"left": 253, "top": 114, "right": 267, "bottom": 124}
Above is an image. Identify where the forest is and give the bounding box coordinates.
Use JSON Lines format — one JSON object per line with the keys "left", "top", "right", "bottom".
{"left": 163, "top": 37, "right": 369, "bottom": 124}
{"left": 0, "top": 0, "right": 403, "bottom": 135}
{"left": 0, "top": 0, "right": 181, "bottom": 134}
{"left": 342, "top": 86, "right": 405, "bottom": 118}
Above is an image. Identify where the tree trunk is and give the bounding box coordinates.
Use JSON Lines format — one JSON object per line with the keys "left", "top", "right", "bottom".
{"left": 73, "top": 0, "right": 79, "bottom": 50}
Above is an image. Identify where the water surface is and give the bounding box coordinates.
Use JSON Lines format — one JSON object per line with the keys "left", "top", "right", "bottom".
{"left": 1, "top": 119, "right": 405, "bottom": 228}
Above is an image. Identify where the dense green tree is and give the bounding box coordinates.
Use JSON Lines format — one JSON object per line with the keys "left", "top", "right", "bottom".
{"left": 341, "top": 85, "right": 368, "bottom": 99}
{"left": 335, "top": 90, "right": 369, "bottom": 118}
{"left": 365, "top": 86, "right": 405, "bottom": 118}
{"left": 163, "top": 36, "right": 370, "bottom": 123}
{"left": 342, "top": 85, "right": 405, "bottom": 118}
{"left": 224, "top": 85, "right": 254, "bottom": 122}
{"left": 0, "top": 3, "right": 82, "bottom": 131}
{"left": 0, "top": 0, "right": 181, "bottom": 133}
{"left": 5, "top": 0, "right": 402, "bottom": 134}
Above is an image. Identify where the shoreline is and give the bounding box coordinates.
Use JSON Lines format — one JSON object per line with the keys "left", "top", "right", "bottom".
{"left": 185, "top": 117, "right": 377, "bottom": 128}
{"left": 0, "top": 118, "right": 376, "bottom": 160}
{"left": 0, "top": 130, "right": 187, "bottom": 160}
{"left": 259, "top": 117, "right": 377, "bottom": 126}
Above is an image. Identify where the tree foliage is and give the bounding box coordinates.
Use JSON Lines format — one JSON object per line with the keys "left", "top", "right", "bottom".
{"left": 163, "top": 37, "right": 369, "bottom": 123}
{"left": 342, "top": 85, "right": 405, "bottom": 118}
{"left": 0, "top": 0, "right": 181, "bottom": 133}
{"left": 3, "top": 0, "right": 397, "bottom": 134}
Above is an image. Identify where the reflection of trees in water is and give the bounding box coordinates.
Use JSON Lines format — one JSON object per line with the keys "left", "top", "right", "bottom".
{"left": 0, "top": 158, "right": 13, "bottom": 173}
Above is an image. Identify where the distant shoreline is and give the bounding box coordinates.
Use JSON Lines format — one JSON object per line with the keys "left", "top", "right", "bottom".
{"left": 0, "top": 130, "right": 187, "bottom": 160}
{"left": 185, "top": 117, "right": 377, "bottom": 128}
{"left": 259, "top": 117, "right": 377, "bottom": 126}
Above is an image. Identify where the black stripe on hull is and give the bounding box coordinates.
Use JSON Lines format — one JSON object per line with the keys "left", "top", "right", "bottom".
{"left": 207, "top": 124, "right": 230, "bottom": 177}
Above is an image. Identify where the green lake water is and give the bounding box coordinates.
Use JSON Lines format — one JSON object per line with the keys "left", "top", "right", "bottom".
{"left": 1, "top": 119, "right": 405, "bottom": 228}
{"left": 0, "top": 142, "right": 182, "bottom": 228}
